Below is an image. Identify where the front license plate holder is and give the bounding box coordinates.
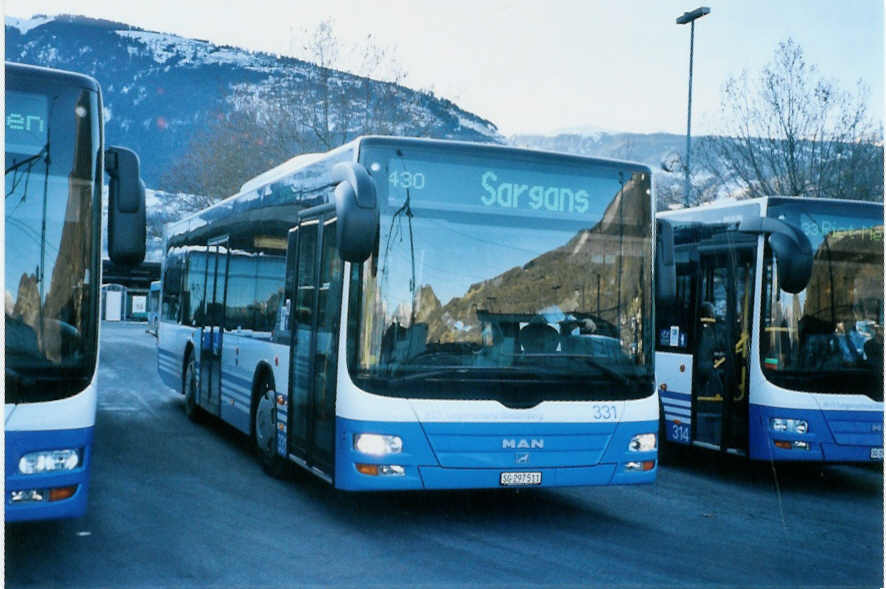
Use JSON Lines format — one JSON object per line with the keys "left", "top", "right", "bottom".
{"left": 500, "top": 471, "right": 542, "bottom": 486}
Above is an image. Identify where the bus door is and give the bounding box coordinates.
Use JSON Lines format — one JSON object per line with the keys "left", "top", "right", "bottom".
{"left": 286, "top": 214, "right": 342, "bottom": 479}
{"left": 200, "top": 237, "right": 229, "bottom": 417}
{"left": 694, "top": 241, "right": 755, "bottom": 453}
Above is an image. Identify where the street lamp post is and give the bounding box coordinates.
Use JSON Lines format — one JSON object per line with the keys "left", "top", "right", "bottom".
{"left": 676, "top": 6, "right": 710, "bottom": 207}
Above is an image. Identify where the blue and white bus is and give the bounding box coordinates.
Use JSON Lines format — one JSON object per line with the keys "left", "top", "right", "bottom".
{"left": 157, "top": 136, "right": 659, "bottom": 490}
{"left": 5, "top": 62, "right": 145, "bottom": 521}
{"left": 655, "top": 197, "right": 883, "bottom": 461}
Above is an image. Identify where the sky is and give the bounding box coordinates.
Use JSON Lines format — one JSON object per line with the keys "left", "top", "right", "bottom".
{"left": 4, "top": 0, "right": 884, "bottom": 137}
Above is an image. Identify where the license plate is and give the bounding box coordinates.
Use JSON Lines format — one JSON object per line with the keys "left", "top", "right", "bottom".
{"left": 500, "top": 471, "right": 542, "bottom": 486}
{"left": 871, "top": 447, "right": 883, "bottom": 460}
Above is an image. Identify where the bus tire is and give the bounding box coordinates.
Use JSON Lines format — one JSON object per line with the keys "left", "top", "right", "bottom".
{"left": 183, "top": 357, "right": 203, "bottom": 423}
{"left": 254, "top": 377, "right": 288, "bottom": 479}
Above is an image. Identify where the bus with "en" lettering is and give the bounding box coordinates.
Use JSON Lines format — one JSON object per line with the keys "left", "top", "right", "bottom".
{"left": 5, "top": 62, "right": 145, "bottom": 521}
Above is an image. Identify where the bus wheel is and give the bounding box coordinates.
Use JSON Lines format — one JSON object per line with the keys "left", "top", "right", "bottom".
{"left": 183, "top": 357, "right": 202, "bottom": 423}
{"left": 254, "top": 379, "right": 287, "bottom": 478}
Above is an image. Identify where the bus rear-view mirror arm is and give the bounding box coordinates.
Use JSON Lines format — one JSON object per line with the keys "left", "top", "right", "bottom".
{"left": 333, "top": 162, "right": 379, "bottom": 263}
{"left": 737, "top": 216, "right": 813, "bottom": 294}
{"left": 656, "top": 219, "right": 677, "bottom": 305}
{"left": 105, "top": 146, "right": 146, "bottom": 266}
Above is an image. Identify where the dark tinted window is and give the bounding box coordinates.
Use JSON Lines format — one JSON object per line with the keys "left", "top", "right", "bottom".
{"left": 162, "top": 250, "right": 184, "bottom": 321}
{"left": 226, "top": 254, "right": 256, "bottom": 331}
{"left": 185, "top": 250, "right": 208, "bottom": 327}
{"left": 255, "top": 256, "right": 286, "bottom": 333}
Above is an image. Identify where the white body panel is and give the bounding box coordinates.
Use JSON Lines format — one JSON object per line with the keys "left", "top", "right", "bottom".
{"left": 5, "top": 371, "right": 98, "bottom": 431}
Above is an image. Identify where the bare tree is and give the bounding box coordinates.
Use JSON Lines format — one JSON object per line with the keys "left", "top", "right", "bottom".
{"left": 162, "top": 20, "right": 434, "bottom": 205}
{"left": 281, "top": 19, "right": 430, "bottom": 151}
{"left": 696, "top": 39, "right": 883, "bottom": 202}
{"left": 161, "top": 109, "right": 281, "bottom": 208}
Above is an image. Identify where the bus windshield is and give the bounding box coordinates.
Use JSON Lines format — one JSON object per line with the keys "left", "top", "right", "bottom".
{"left": 760, "top": 200, "right": 884, "bottom": 399}
{"left": 348, "top": 143, "right": 654, "bottom": 405}
{"left": 4, "top": 80, "right": 101, "bottom": 401}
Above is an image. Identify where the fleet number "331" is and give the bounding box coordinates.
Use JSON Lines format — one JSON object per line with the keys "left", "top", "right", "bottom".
{"left": 592, "top": 405, "right": 617, "bottom": 420}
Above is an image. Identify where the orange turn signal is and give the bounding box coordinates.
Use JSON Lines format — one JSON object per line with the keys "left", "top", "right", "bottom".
{"left": 355, "top": 464, "right": 379, "bottom": 476}
{"left": 49, "top": 486, "right": 77, "bottom": 502}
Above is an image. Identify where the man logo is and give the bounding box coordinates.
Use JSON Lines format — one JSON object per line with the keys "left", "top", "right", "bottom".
{"left": 502, "top": 439, "right": 544, "bottom": 449}
{"left": 515, "top": 453, "right": 530, "bottom": 464}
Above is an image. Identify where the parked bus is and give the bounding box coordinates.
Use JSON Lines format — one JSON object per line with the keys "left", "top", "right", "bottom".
{"left": 655, "top": 197, "right": 883, "bottom": 461}
{"left": 147, "top": 280, "right": 161, "bottom": 335}
{"left": 157, "top": 136, "right": 660, "bottom": 490}
{"left": 5, "top": 62, "right": 145, "bottom": 521}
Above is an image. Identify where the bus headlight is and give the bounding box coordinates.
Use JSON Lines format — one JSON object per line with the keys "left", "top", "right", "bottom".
{"left": 19, "top": 449, "right": 80, "bottom": 474}
{"left": 770, "top": 418, "right": 808, "bottom": 434}
{"left": 354, "top": 434, "right": 402, "bottom": 456}
{"left": 628, "top": 433, "right": 657, "bottom": 452}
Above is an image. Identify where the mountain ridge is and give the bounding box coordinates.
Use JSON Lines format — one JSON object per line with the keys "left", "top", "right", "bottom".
{"left": 5, "top": 14, "right": 503, "bottom": 189}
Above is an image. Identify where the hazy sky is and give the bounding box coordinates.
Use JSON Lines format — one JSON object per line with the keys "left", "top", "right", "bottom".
{"left": 5, "top": 0, "right": 883, "bottom": 136}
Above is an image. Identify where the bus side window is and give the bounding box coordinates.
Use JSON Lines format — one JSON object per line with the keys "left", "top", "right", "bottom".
{"left": 186, "top": 250, "right": 208, "bottom": 327}
{"left": 162, "top": 251, "right": 183, "bottom": 321}
{"left": 657, "top": 264, "right": 694, "bottom": 349}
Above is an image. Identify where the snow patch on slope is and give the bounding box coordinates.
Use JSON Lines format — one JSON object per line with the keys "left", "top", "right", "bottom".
{"left": 5, "top": 15, "right": 55, "bottom": 35}
{"left": 114, "top": 30, "right": 285, "bottom": 72}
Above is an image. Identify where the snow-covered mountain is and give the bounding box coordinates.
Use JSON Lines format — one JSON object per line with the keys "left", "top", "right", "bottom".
{"left": 509, "top": 131, "right": 697, "bottom": 207}
{"left": 5, "top": 14, "right": 502, "bottom": 189}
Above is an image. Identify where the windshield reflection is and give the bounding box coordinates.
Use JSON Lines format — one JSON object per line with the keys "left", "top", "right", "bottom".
{"left": 349, "top": 145, "right": 653, "bottom": 403}
{"left": 760, "top": 203, "right": 884, "bottom": 398}
{"left": 5, "top": 85, "right": 99, "bottom": 398}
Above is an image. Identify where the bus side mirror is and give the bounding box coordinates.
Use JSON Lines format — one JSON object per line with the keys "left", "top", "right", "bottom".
{"left": 333, "top": 162, "right": 379, "bottom": 263}
{"left": 738, "top": 216, "right": 813, "bottom": 294}
{"left": 105, "top": 146, "right": 146, "bottom": 266}
{"left": 656, "top": 219, "right": 677, "bottom": 304}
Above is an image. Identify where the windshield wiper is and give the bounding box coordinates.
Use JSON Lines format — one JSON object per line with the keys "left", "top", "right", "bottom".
{"left": 387, "top": 364, "right": 567, "bottom": 384}
{"left": 517, "top": 353, "right": 631, "bottom": 386}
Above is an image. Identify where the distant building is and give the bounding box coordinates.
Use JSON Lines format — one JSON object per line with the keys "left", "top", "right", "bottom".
{"left": 101, "top": 260, "right": 161, "bottom": 321}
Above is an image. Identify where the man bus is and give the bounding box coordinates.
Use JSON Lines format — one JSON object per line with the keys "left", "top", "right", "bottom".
{"left": 5, "top": 62, "right": 145, "bottom": 520}
{"left": 157, "top": 136, "right": 659, "bottom": 490}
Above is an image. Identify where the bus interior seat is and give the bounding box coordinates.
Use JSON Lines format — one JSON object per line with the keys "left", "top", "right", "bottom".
{"left": 519, "top": 319, "right": 559, "bottom": 354}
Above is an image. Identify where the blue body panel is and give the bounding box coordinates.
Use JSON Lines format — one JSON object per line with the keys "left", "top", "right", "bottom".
{"left": 748, "top": 404, "right": 883, "bottom": 462}
{"left": 220, "top": 369, "right": 254, "bottom": 434}
{"left": 660, "top": 389, "right": 692, "bottom": 445}
{"left": 157, "top": 346, "right": 181, "bottom": 391}
{"left": 5, "top": 427, "right": 93, "bottom": 522}
{"left": 332, "top": 416, "right": 657, "bottom": 491}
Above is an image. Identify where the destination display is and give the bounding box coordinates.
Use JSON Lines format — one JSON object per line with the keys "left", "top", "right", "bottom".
{"left": 6, "top": 91, "right": 49, "bottom": 155}
{"left": 382, "top": 156, "right": 642, "bottom": 220}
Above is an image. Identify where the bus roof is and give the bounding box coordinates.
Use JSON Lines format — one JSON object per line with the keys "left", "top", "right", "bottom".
{"left": 658, "top": 196, "right": 883, "bottom": 220}
{"left": 355, "top": 135, "right": 652, "bottom": 172}
{"left": 165, "top": 135, "right": 653, "bottom": 249}
{"left": 5, "top": 61, "right": 100, "bottom": 93}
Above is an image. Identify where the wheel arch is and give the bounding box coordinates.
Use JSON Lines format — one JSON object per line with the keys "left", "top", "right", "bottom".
{"left": 181, "top": 341, "right": 196, "bottom": 394}
{"left": 250, "top": 361, "right": 277, "bottom": 439}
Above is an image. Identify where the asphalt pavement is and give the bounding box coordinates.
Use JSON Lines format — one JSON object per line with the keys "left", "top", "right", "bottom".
{"left": 5, "top": 322, "right": 883, "bottom": 588}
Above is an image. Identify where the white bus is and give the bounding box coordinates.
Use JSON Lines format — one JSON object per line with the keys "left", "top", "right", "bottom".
{"left": 5, "top": 62, "right": 145, "bottom": 521}
{"left": 157, "top": 136, "right": 659, "bottom": 490}
{"left": 655, "top": 197, "right": 883, "bottom": 461}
